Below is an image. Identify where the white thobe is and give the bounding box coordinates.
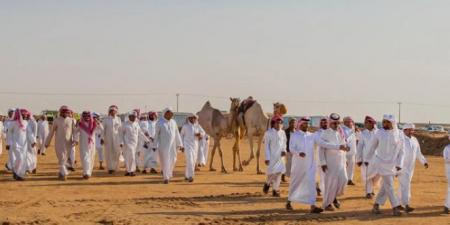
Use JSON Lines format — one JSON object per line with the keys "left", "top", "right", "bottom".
{"left": 25, "top": 119, "right": 38, "bottom": 171}
{"left": 144, "top": 120, "right": 159, "bottom": 170}
{"left": 397, "top": 134, "right": 427, "bottom": 205}
{"left": 367, "top": 129, "right": 404, "bottom": 207}
{"left": 67, "top": 118, "right": 77, "bottom": 168}
{"left": 136, "top": 121, "right": 149, "bottom": 169}
{"left": 9, "top": 121, "right": 33, "bottom": 178}
{"left": 181, "top": 122, "right": 205, "bottom": 178}
{"left": 155, "top": 118, "right": 183, "bottom": 181}
{"left": 314, "top": 129, "right": 326, "bottom": 192}
{"left": 37, "top": 120, "right": 50, "bottom": 154}
{"left": 5, "top": 119, "right": 15, "bottom": 170}
{"left": 197, "top": 131, "right": 209, "bottom": 166}
{"left": 264, "top": 128, "right": 287, "bottom": 191}
{"left": 288, "top": 130, "right": 317, "bottom": 205}
{"left": 121, "top": 121, "right": 150, "bottom": 173}
{"left": 443, "top": 145, "right": 450, "bottom": 208}
{"left": 342, "top": 126, "right": 357, "bottom": 181}
{"left": 45, "top": 117, "right": 75, "bottom": 177}
{"left": 318, "top": 128, "right": 348, "bottom": 208}
{"left": 102, "top": 116, "right": 123, "bottom": 171}
{"left": 95, "top": 127, "right": 104, "bottom": 162}
{"left": 356, "top": 128, "right": 380, "bottom": 194}
{"left": 74, "top": 123, "right": 100, "bottom": 176}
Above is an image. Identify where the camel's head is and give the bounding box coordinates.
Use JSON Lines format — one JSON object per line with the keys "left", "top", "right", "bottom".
{"left": 273, "top": 102, "right": 287, "bottom": 116}
{"left": 229, "top": 97, "right": 241, "bottom": 112}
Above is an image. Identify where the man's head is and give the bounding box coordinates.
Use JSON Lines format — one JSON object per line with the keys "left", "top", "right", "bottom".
{"left": 329, "top": 113, "right": 341, "bottom": 130}
{"left": 128, "top": 111, "right": 138, "bottom": 122}
{"left": 288, "top": 118, "right": 296, "bottom": 130}
{"left": 320, "top": 118, "right": 328, "bottom": 130}
{"left": 403, "top": 123, "right": 415, "bottom": 137}
{"left": 382, "top": 114, "right": 395, "bottom": 130}
{"left": 7, "top": 109, "right": 14, "bottom": 118}
{"left": 364, "top": 116, "right": 376, "bottom": 130}
{"left": 108, "top": 105, "right": 118, "bottom": 117}
{"left": 82, "top": 111, "right": 91, "bottom": 122}
{"left": 298, "top": 117, "right": 310, "bottom": 132}
{"left": 271, "top": 116, "right": 283, "bottom": 131}
{"left": 343, "top": 116, "right": 354, "bottom": 128}
{"left": 188, "top": 114, "right": 197, "bottom": 124}
{"left": 41, "top": 115, "right": 47, "bottom": 121}
{"left": 148, "top": 112, "right": 158, "bottom": 121}
{"left": 163, "top": 108, "right": 174, "bottom": 120}
{"left": 59, "top": 106, "right": 70, "bottom": 118}
{"left": 20, "top": 109, "right": 30, "bottom": 120}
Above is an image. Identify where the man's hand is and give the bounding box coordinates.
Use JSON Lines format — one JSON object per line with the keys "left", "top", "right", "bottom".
{"left": 265, "top": 160, "right": 270, "bottom": 166}
{"left": 179, "top": 147, "right": 184, "bottom": 152}
{"left": 339, "top": 145, "right": 349, "bottom": 151}
{"left": 6, "top": 145, "right": 10, "bottom": 150}
{"left": 364, "top": 162, "right": 369, "bottom": 166}
{"left": 143, "top": 143, "right": 149, "bottom": 149}
{"left": 299, "top": 152, "right": 306, "bottom": 158}
{"left": 357, "top": 162, "right": 363, "bottom": 167}
{"left": 321, "top": 165, "right": 328, "bottom": 173}
{"left": 100, "top": 139, "right": 104, "bottom": 145}
{"left": 152, "top": 148, "right": 156, "bottom": 152}
{"left": 45, "top": 144, "right": 50, "bottom": 148}
{"left": 281, "top": 152, "right": 286, "bottom": 157}
{"left": 120, "top": 144, "right": 123, "bottom": 148}
{"left": 424, "top": 163, "right": 429, "bottom": 169}
{"left": 31, "top": 143, "right": 36, "bottom": 148}
{"left": 396, "top": 166, "right": 401, "bottom": 171}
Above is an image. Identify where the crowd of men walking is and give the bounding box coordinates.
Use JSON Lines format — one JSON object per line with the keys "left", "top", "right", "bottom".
{"left": 263, "top": 113, "right": 450, "bottom": 215}
{"left": 0, "top": 105, "right": 449, "bottom": 216}
{"left": 0, "top": 105, "right": 209, "bottom": 184}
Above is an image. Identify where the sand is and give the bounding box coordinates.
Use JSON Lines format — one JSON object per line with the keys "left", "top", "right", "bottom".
{"left": 0, "top": 138, "right": 449, "bottom": 225}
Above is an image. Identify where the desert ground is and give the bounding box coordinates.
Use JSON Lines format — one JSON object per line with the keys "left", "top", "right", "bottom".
{"left": 0, "top": 138, "right": 449, "bottom": 225}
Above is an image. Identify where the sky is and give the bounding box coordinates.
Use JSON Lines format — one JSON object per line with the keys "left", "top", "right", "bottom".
{"left": 1, "top": 1, "right": 450, "bottom": 123}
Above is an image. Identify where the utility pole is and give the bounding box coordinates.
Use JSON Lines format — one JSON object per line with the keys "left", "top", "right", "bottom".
{"left": 398, "top": 102, "right": 402, "bottom": 123}
{"left": 176, "top": 93, "right": 180, "bottom": 112}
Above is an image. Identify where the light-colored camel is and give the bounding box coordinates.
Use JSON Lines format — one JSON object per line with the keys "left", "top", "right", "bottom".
{"left": 229, "top": 98, "right": 287, "bottom": 174}
{"left": 197, "top": 101, "right": 242, "bottom": 173}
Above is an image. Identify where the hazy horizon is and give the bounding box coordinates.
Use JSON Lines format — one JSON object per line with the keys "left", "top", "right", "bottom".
{"left": 1, "top": 1, "right": 450, "bottom": 123}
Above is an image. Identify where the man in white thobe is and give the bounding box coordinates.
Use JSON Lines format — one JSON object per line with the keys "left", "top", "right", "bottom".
{"left": 45, "top": 106, "right": 76, "bottom": 181}
{"left": 443, "top": 136, "right": 450, "bottom": 214}
{"left": 314, "top": 117, "right": 328, "bottom": 196}
{"left": 286, "top": 117, "right": 323, "bottom": 213}
{"left": 143, "top": 111, "right": 159, "bottom": 174}
{"left": 24, "top": 111, "right": 38, "bottom": 174}
{"left": 5, "top": 108, "right": 16, "bottom": 171}
{"left": 37, "top": 115, "right": 50, "bottom": 155}
{"left": 317, "top": 113, "right": 349, "bottom": 211}
{"left": 282, "top": 118, "right": 296, "bottom": 182}
{"left": 136, "top": 114, "right": 149, "bottom": 172}
{"left": 180, "top": 114, "right": 205, "bottom": 182}
{"left": 101, "top": 105, "right": 123, "bottom": 174}
{"left": 356, "top": 116, "right": 380, "bottom": 199}
{"left": 196, "top": 127, "right": 209, "bottom": 168}
{"left": 342, "top": 116, "right": 357, "bottom": 186}
{"left": 368, "top": 114, "right": 404, "bottom": 216}
{"left": 155, "top": 107, "right": 183, "bottom": 184}
{"left": 262, "top": 116, "right": 287, "bottom": 197}
{"left": 7, "top": 109, "right": 36, "bottom": 181}
{"left": 121, "top": 111, "right": 150, "bottom": 177}
{"left": 66, "top": 110, "right": 77, "bottom": 171}
{"left": 93, "top": 113, "right": 105, "bottom": 170}
{"left": 74, "top": 111, "right": 100, "bottom": 179}
{"left": 396, "top": 123, "right": 428, "bottom": 213}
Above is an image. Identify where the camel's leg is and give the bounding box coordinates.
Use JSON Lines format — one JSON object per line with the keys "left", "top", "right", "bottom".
{"left": 232, "top": 131, "right": 243, "bottom": 172}
{"left": 217, "top": 142, "right": 227, "bottom": 173}
{"left": 242, "top": 128, "right": 255, "bottom": 166}
{"left": 256, "top": 132, "right": 264, "bottom": 175}
{"left": 209, "top": 138, "right": 218, "bottom": 171}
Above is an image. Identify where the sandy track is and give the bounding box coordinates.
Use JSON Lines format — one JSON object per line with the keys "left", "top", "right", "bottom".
{"left": 0, "top": 139, "right": 448, "bottom": 225}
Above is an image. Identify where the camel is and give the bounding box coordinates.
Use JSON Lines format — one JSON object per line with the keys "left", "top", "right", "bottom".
{"left": 197, "top": 101, "right": 242, "bottom": 173}
{"left": 229, "top": 98, "right": 287, "bottom": 174}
